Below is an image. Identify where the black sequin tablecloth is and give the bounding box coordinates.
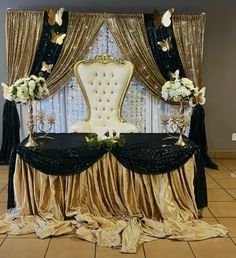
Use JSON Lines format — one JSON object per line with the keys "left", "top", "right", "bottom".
{"left": 7, "top": 133, "right": 207, "bottom": 209}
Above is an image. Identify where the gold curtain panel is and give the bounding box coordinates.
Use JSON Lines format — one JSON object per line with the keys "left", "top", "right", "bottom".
{"left": 107, "top": 14, "right": 166, "bottom": 98}
{"left": 172, "top": 14, "right": 206, "bottom": 89}
{"left": 6, "top": 10, "right": 44, "bottom": 85}
{"left": 0, "top": 154, "right": 227, "bottom": 253}
{"left": 46, "top": 12, "right": 104, "bottom": 95}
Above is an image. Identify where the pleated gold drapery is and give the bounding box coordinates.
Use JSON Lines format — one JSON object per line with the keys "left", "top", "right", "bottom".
{"left": 46, "top": 12, "right": 104, "bottom": 95}
{"left": 172, "top": 14, "right": 206, "bottom": 89}
{"left": 0, "top": 153, "right": 227, "bottom": 253}
{"left": 6, "top": 10, "right": 44, "bottom": 84}
{"left": 106, "top": 14, "right": 166, "bottom": 98}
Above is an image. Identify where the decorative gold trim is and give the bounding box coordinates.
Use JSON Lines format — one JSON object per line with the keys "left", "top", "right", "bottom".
{"left": 74, "top": 54, "right": 134, "bottom": 122}
{"left": 81, "top": 54, "right": 126, "bottom": 65}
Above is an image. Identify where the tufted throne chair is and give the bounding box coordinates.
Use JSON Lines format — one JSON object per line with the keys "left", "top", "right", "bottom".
{"left": 70, "top": 54, "right": 138, "bottom": 136}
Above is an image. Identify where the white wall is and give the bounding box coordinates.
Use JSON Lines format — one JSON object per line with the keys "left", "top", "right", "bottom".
{"left": 0, "top": 0, "right": 235, "bottom": 150}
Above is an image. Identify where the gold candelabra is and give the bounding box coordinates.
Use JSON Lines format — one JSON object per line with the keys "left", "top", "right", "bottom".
{"left": 25, "top": 101, "right": 56, "bottom": 147}
{"left": 35, "top": 111, "right": 56, "bottom": 133}
{"left": 161, "top": 101, "right": 190, "bottom": 146}
{"left": 25, "top": 99, "right": 37, "bottom": 147}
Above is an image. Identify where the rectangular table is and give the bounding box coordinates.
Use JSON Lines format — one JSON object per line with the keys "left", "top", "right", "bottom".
{"left": 0, "top": 133, "right": 227, "bottom": 253}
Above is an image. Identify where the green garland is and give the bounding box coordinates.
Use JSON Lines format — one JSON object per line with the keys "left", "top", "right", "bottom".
{"left": 85, "top": 133, "right": 125, "bottom": 151}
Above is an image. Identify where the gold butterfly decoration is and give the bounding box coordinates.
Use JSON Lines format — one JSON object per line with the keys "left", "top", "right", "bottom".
{"left": 154, "top": 8, "right": 174, "bottom": 28}
{"left": 47, "top": 8, "right": 64, "bottom": 26}
{"left": 51, "top": 30, "right": 66, "bottom": 45}
{"left": 157, "top": 37, "right": 172, "bottom": 52}
{"left": 41, "top": 61, "right": 54, "bottom": 74}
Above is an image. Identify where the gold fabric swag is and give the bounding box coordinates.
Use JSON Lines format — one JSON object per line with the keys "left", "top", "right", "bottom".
{"left": 0, "top": 154, "right": 227, "bottom": 253}
{"left": 5, "top": 10, "right": 205, "bottom": 99}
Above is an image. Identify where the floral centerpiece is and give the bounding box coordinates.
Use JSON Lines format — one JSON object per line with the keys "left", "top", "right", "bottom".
{"left": 2, "top": 75, "right": 50, "bottom": 147}
{"left": 161, "top": 70, "right": 206, "bottom": 145}
{"left": 2, "top": 75, "right": 49, "bottom": 103}
{"left": 85, "top": 131, "right": 125, "bottom": 151}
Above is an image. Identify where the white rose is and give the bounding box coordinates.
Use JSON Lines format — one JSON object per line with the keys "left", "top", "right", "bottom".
{"left": 162, "top": 91, "right": 168, "bottom": 100}
{"left": 17, "top": 87, "right": 23, "bottom": 98}
{"left": 2, "top": 83, "right": 13, "bottom": 101}
{"left": 163, "top": 81, "right": 172, "bottom": 89}
{"left": 181, "top": 78, "right": 193, "bottom": 86}
{"left": 172, "top": 81, "right": 181, "bottom": 90}
{"left": 30, "top": 75, "right": 39, "bottom": 82}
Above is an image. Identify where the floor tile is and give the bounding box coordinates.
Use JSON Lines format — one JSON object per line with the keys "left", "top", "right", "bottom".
{"left": 226, "top": 189, "right": 236, "bottom": 199}
{"left": 208, "top": 202, "right": 236, "bottom": 217}
{"left": 46, "top": 238, "right": 95, "bottom": 258}
{"left": 219, "top": 159, "right": 236, "bottom": 170}
{"left": 190, "top": 238, "right": 236, "bottom": 258}
{"left": 207, "top": 170, "right": 233, "bottom": 179}
{"left": 0, "top": 190, "right": 8, "bottom": 202}
{"left": 201, "top": 217, "right": 219, "bottom": 225}
{"left": 215, "top": 179, "right": 236, "bottom": 189}
{"left": 206, "top": 178, "right": 221, "bottom": 189}
{"left": 144, "top": 239, "right": 194, "bottom": 258}
{"left": 0, "top": 238, "right": 5, "bottom": 246}
{"left": 0, "top": 166, "right": 8, "bottom": 171}
{"left": 0, "top": 238, "right": 50, "bottom": 258}
{"left": 0, "top": 203, "right": 7, "bottom": 215}
{"left": 7, "top": 234, "right": 38, "bottom": 239}
{"left": 0, "top": 179, "right": 8, "bottom": 190}
{"left": 206, "top": 161, "right": 230, "bottom": 171}
{"left": 207, "top": 188, "right": 234, "bottom": 201}
{"left": 0, "top": 170, "right": 8, "bottom": 179}
{"left": 217, "top": 218, "right": 236, "bottom": 237}
{"left": 96, "top": 245, "right": 145, "bottom": 258}
{"left": 8, "top": 232, "right": 76, "bottom": 239}
{"left": 201, "top": 208, "right": 214, "bottom": 218}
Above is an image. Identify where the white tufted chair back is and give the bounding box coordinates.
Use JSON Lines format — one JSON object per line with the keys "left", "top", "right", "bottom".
{"left": 70, "top": 54, "right": 138, "bottom": 135}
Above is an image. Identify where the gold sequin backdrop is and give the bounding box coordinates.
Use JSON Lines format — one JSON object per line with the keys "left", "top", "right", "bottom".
{"left": 5, "top": 11, "right": 206, "bottom": 98}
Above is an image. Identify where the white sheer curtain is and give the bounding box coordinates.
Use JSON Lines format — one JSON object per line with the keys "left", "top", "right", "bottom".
{"left": 18, "top": 24, "right": 173, "bottom": 139}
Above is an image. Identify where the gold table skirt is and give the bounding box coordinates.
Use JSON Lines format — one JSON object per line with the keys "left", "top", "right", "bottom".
{"left": 0, "top": 153, "right": 227, "bottom": 253}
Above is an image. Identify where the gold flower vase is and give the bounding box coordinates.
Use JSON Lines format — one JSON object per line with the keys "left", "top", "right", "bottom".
{"left": 25, "top": 99, "right": 38, "bottom": 147}
{"left": 175, "top": 101, "right": 186, "bottom": 146}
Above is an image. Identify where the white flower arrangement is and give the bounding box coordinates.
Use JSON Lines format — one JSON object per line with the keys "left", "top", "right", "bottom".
{"left": 2, "top": 75, "right": 49, "bottom": 104}
{"left": 161, "top": 70, "right": 206, "bottom": 106}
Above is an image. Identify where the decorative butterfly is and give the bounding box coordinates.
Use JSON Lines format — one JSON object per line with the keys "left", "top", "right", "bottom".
{"left": 47, "top": 8, "right": 64, "bottom": 26}
{"left": 189, "top": 87, "right": 206, "bottom": 106}
{"left": 41, "top": 61, "right": 54, "bottom": 74}
{"left": 51, "top": 30, "right": 66, "bottom": 45}
{"left": 154, "top": 8, "right": 174, "bottom": 28}
{"left": 171, "top": 69, "right": 180, "bottom": 80}
{"left": 157, "top": 37, "right": 172, "bottom": 52}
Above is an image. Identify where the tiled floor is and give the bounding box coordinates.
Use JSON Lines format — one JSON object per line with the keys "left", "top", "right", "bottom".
{"left": 1, "top": 159, "right": 236, "bottom": 257}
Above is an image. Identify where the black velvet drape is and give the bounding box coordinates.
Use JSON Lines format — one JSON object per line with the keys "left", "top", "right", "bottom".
{"left": 0, "top": 101, "right": 20, "bottom": 164}
{"left": 144, "top": 14, "right": 185, "bottom": 80}
{"left": 189, "top": 104, "right": 218, "bottom": 169}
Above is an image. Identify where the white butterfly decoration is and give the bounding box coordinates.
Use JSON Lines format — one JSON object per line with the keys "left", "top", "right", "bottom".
{"left": 171, "top": 69, "right": 180, "bottom": 80}
{"left": 157, "top": 37, "right": 172, "bottom": 52}
{"left": 41, "top": 61, "right": 54, "bottom": 74}
{"left": 154, "top": 8, "right": 174, "bottom": 28}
